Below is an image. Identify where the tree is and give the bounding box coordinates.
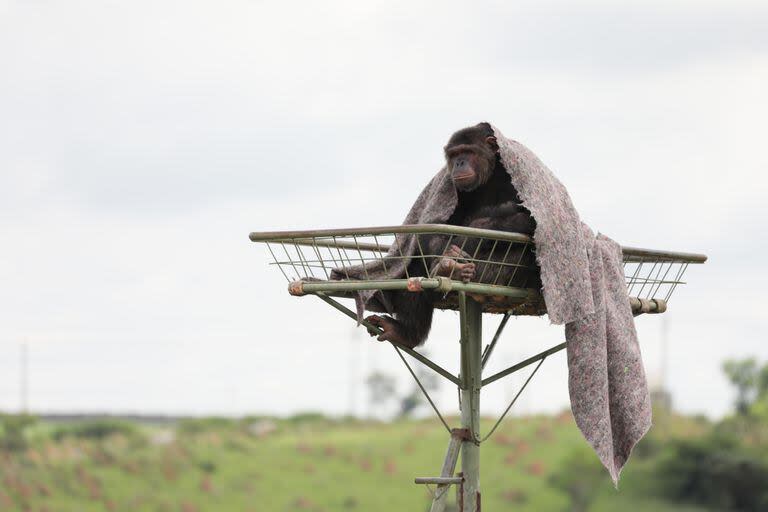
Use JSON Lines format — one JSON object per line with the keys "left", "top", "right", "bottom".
{"left": 748, "top": 362, "right": 768, "bottom": 422}
{"left": 366, "top": 371, "right": 397, "bottom": 418}
{"left": 758, "top": 363, "right": 768, "bottom": 399}
{"left": 657, "top": 433, "right": 768, "bottom": 511}
{"left": 398, "top": 352, "right": 440, "bottom": 418}
{"left": 722, "top": 358, "right": 758, "bottom": 415}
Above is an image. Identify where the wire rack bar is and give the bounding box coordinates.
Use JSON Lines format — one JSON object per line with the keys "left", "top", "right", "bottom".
{"left": 251, "top": 225, "right": 707, "bottom": 263}
{"left": 251, "top": 224, "right": 706, "bottom": 315}
{"left": 250, "top": 224, "right": 533, "bottom": 244}
{"left": 292, "top": 278, "right": 534, "bottom": 300}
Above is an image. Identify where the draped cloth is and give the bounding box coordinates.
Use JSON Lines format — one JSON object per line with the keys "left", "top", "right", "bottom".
{"left": 332, "top": 125, "right": 651, "bottom": 483}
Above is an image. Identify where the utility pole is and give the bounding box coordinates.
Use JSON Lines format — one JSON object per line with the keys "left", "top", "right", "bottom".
{"left": 21, "top": 339, "right": 29, "bottom": 414}
{"left": 653, "top": 316, "right": 673, "bottom": 418}
{"left": 661, "top": 315, "right": 668, "bottom": 391}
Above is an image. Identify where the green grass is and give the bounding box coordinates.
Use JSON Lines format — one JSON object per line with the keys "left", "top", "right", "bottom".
{"left": 0, "top": 414, "right": 712, "bottom": 512}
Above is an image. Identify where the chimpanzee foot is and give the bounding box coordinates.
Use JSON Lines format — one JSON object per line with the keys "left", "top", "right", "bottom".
{"left": 365, "top": 315, "right": 418, "bottom": 348}
{"left": 434, "top": 245, "right": 475, "bottom": 282}
{"left": 435, "top": 259, "right": 475, "bottom": 285}
{"left": 457, "top": 262, "right": 476, "bottom": 283}
{"left": 436, "top": 259, "right": 477, "bottom": 283}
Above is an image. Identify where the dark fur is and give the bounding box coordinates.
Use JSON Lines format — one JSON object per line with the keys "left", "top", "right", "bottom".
{"left": 366, "top": 123, "right": 540, "bottom": 348}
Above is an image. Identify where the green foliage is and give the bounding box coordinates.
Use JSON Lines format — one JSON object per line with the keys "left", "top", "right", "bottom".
{"left": 197, "top": 459, "right": 217, "bottom": 473}
{"left": 0, "top": 413, "right": 757, "bottom": 511}
{"left": 238, "top": 414, "right": 275, "bottom": 425}
{"left": 177, "top": 416, "right": 237, "bottom": 434}
{"left": 723, "top": 358, "right": 759, "bottom": 415}
{"left": 656, "top": 432, "right": 768, "bottom": 511}
{"left": 642, "top": 359, "right": 768, "bottom": 512}
{"left": 549, "top": 446, "right": 606, "bottom": 512}
{"left": 713, "top": 415, "right": 768, "bottom": 459}
{"left": 721, "top": 357, "right": 768, "bottom": 420}
{"left": 750, "top": 394, "right": 768, "bottom": 420}
{"left": 759, "top": 364, "right": 768, "bottom": 396}
{"left": 632, "top": 427, "right": 662, "bottom": 460}
{"left": 51, "top": 419, "right": 138, "bottom": 441}
{"left": 0, "top": 413, "right": 37, "bottom": 452}
{"left": 284, "top": 412, "right": 329, "bottom": 424}
{"left": 751, "top": 362, "right": 768, "bottom": 421}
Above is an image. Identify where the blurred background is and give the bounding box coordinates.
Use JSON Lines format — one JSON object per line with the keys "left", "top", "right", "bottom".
{"left": 0, "top": 0, "right": 766, "bottom": 510}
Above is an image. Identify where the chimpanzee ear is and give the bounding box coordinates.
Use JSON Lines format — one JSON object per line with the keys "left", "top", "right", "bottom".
{"left": 485, "top": 136, "right": 498, "bottom": 150}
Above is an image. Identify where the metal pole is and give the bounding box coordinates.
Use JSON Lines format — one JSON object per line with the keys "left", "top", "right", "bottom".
{"left": 459, "top": 293, "right": 482, "bottom": 511}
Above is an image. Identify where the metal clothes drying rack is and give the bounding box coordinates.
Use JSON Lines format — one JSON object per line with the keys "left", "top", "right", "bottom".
{"left": 249, "top": 224, "right": 706, "bottom": 512}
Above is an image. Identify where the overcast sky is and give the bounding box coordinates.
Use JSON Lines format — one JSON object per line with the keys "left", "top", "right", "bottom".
{"left": 0, "top": 0, "right": 765, "bottom": 419}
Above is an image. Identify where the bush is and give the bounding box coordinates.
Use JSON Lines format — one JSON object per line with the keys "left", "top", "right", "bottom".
{"left": 285, "top": 412, "right": 328, "bottom": 425}
{"left": 197, "top": 460, "right": 216, "bottom": 473}
{"left": 177, "top": 417, "right": 236, "bottom": 435}
{"left": 549, "top": 446, "right": 606, "bottom": 512}
{"left": 631, "top": 429, "right": 662, "bottom": 459}
{"left": 52, "top": 419, "right": 138, "bottom": 441}
{"left": 0, "top": 414, "right": 37, "bottom": 452}
{"left": 656, "top": 433, "right": 768, "bottom": 511}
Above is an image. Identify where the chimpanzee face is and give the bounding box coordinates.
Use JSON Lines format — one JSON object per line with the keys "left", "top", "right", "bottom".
{"left": 444, "top": 125, "right": 498, "bottom": 192}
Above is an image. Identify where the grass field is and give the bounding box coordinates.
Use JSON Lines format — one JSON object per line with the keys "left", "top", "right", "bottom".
{"left": 0, "top": 413, "right": 712, "bottom": 511}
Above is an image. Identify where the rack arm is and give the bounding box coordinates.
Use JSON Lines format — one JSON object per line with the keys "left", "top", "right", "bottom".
{"left": 313, "top": 293, "right": 461, "bottom": 387}
{"left": 481, "top": 341, "right": 567, "bottom": 387}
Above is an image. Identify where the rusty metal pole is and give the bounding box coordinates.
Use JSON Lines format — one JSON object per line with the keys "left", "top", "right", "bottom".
{"left": 459, "top": 292, "right": 482, "bottom": 511}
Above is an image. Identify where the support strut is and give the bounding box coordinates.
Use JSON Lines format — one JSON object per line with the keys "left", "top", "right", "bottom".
{"left": 313, "top": 293, "right": 461, "bottom": 386}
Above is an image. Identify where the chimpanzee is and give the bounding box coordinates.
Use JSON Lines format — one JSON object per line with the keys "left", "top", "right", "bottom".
{"left": 365, "top": 123, "right": 541, "bottom": 348}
